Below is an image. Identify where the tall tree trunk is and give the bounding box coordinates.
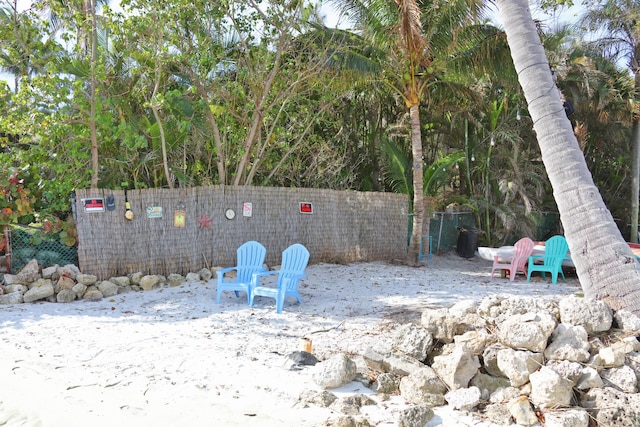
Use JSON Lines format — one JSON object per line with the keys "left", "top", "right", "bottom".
{"left": 631, "top": 116, "right": 640, "bottom": 243}
{"left": 89, "top": 0, "right": 99, "bottom": 189}
{"left": 407, "top": 103, "right": 424, "bottom": 265}
{"left": 497, "top": 0, "right": 640, "bottom": 314}
{"left": 630, "top": 68, "right": 640, "bottom": 243}
{"left": 151, "top": 67, "right": 173, "bottom": 189}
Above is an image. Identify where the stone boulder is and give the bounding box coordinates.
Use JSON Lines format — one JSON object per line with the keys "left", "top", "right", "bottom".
{"left": 311, "top": 353, "right": 357, "bottom": 389}
{"left": 559, "top": 296, "right": 612, "bottom": 334}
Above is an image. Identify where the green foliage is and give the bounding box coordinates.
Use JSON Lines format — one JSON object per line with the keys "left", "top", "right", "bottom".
{"left": 0, "top": 0, "right": 636, "bottom": 248}
{"left": 0, "top": 168, "right": 35, "bottom": 226}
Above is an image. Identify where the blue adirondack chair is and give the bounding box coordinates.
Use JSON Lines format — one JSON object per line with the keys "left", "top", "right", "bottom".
{"left": 249, "top": 244, "right": 310, "bottom": 314}
{"left": 527, "top": 235, "right": 569, "bottom": 284}
{"left": 216, "top": 241, "right": 267, "bottom": 304}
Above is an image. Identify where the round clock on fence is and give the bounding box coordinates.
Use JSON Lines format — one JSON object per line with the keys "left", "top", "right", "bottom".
{"left": 225, "top": 208, "right": 236, "bottom": 220}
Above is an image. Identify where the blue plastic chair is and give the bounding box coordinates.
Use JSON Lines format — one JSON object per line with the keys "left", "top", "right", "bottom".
{"left": 526, "top": 235, "right": 569, "bottom": 284}
{"left": 249, "top": 244, "right": 310, "bottom": 313}
{"left": 216, "top": 241, "right": 267, "bottom": 304}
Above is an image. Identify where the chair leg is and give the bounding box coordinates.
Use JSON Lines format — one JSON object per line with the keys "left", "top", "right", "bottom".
{"left": 216, "top": 289, "right": 222, "bottom": 304}
{"left": 276, "top": 292, "right": 285, "bottom": 314}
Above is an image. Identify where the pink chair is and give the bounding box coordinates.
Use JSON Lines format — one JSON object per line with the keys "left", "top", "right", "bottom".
{"left": 491, "top": 237, "right": 535, "bottom": 281}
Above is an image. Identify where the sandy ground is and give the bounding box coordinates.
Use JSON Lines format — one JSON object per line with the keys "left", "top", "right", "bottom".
{"left": 0, "top": 254, "right": 582, "bottom": 426}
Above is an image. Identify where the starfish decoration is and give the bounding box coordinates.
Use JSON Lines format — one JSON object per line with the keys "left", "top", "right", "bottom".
{"left": 197, "top": 213, "right": 212, "bottom": 230}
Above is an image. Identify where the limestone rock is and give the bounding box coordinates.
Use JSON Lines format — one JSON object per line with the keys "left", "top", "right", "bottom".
{"left": 167, "top": 273, "right": 184, "bottom": 286}
{"left": 372, "top": 373, "right": 399, "bottom": 394}
{"left": 420, "top": 307, "right": 457, "bottom": 343}
{"left": 469, "top": 372, "right": 510, "bottom": 399}
{"left": 614, "top": 309, "right": 640, "bottom": 332}
{"left": 529, "top": 366, "right": 574, "bottom": 409}
{"left": 507, "top": 396, "right": 539, "bottom": 426}
{"left": 198, "top": 268, "right": 212, "bottom": 281}
{"left": 453, "top": 329, "right": 491, "bottom": 355}
{"left": 98, "top": 280, "right": 119, "bottom": 297}
{"left": 600, "top": 365, "right": 637, "bottom": 393}
{"left": 186, "top": 272, "right": 201, "bottom": 282}
{"left": 76, "top": 273, "right": 98, "bottom": 286}
{"left": 41, "top": 265, "right": 59, "bottom": 279}
{"left": 109, "top": 276, "right": 130, "bottom": 287}
{"left": 329, "top": 394, "right": 376, "bottom": 416}
{"left": 544, "top": 323, "right": 590, "bottom": 362}
{"left": 296, "top": 390, "right": 337, "bottom": 408}
{"left": 23, "top": 283, "right": 54, "bottom": 302}
{"left": 396, "top": 405, "right": 434, "bottom": 427}
{"left": 72, "top": 282, "right": 87, "bottom": 298}
{"left": 16, "top": 259, "right": 40, "bottom": 283}
{"left": 543, "top": 408, "right": 590, "bottom": 427}
{"left": 57, "top": 275, "right": 76, "bottom": 291}
{"left": 4, "top": 284, "right": 27, "bottom": 294}
{"left": 575, "top": 367, "right": 603, "bottom": 390}
{"left": 57, "top": 264, "right": 79, "bottom": 280}
{"left": 362, "top": 347, "right": 424, "bottom": 376}
{"left": 0, "top": 291, "right": 24, "bottom": 304}
{"left": 140, "top": 275, "right": 162, "bottom": 291}
{"left": 559, "top": 296, "right": 612, "bottom": 334}
{"left": 497, "top": 348, "right": 543, "bottom": 387}
{"left": 82, "top": 286, "right": 103, "bottom": 301}
{"left": 311, "top": 353, "right": 357, "bottom": 389}
{"left": 497, "top": 311, "right": 556, "bottom": 352}
{"left": 431, "top": 346, "right": 480, "bottom": 390}
{"left": 398, "top": 367, "right": 447, "bottom": 406}
{"left": 391, "top": 323, "right": 434, "bottom": 361}
{"left": 580, "top": 387, "right": 640, "bottom": 426}
{"left": 56, "top": 289, "right": 76, "bottom": 303}
{"left": 444, "top": 386, "right": 481, "bottom": 411}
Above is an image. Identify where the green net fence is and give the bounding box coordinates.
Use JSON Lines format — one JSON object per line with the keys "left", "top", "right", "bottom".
{"left": 9, "top": 225, "right": 78, "bottom": 272}
{"left": 408, "top": 211, "right": 477, "bottom": 254}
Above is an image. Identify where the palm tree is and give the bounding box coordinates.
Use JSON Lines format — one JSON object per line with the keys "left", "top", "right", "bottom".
{"left": 496, "top": 0, "right": 640, "bottom": 314}
{"left": 580, "top": 1, "right": 640, "bottom": 242}
{"left": 331, "top": 0, "right": 487, "bottom": 265}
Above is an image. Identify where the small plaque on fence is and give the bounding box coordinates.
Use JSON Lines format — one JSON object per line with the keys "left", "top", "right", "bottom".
{"left": 243, "top": 202, "right": 252, "bottom": 217}
{"left": 299, "top": 202, "right": 313, "bottom": 214}
{"left": 82, "top": 198, "right": 105, "bottom": 213}
{"left": 146, "top": 206, "right": 163, "bottom": 219}
{"left": 174, "top": 202, "right": 186, "bottom": 228}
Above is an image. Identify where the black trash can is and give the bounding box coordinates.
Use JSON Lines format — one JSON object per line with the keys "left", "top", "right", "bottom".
{"left": 457, "top": 227, "right": 478, "bottom": 258}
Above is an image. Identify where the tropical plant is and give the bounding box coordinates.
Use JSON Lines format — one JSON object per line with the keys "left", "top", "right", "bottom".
{"left": 580, "top": 0, "right": 640, "bottom": 242}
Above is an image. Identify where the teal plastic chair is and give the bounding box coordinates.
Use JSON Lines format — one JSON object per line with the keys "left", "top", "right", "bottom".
{"left": 419, "top": 236, "right": 433, "bottom": 263}
{"left": 526, "top": 235, "right": 568, "bottom": 284}
{"left": 216, "top": 241, "right": 267, "bottom": 304}
{"left": 249, "top": 243, "right": 310, "bottom": 313}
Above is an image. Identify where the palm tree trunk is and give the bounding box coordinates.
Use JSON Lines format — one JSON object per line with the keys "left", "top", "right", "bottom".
{"left": 407, "top": 104, "right": 424, "bottom": 265}
{"left": 497, "top": 0, "right": 640, "bottom": 314}
{"left": 89, "top": 0, "right": 99, "bottom": 189}
{"left": 630, "top": 68, "right": 640, "bottom": 243}
{"left": 631, "top": 117, "right": 639, "bottom": 243}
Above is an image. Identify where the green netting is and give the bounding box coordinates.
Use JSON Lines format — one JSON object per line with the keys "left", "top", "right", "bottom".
{"left": 409, "top": 211, "right": 476, "bottom": 254}
{"left": 10, "top": 226, "right": 78, "bottom": 271}
{"left": 535, "top": 212, "right": 561, "bottom": 241}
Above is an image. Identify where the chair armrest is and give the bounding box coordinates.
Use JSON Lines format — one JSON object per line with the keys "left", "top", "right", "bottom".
{"left": 250, "top": 270, "right": 279, "bottom": 286}
{"left": 216, "top": 266, "right": 238, "bottom": 280}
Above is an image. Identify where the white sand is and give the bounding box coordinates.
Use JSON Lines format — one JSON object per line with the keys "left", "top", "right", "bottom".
{"left": 0, "top": 255, "right": 581, "bottom": 426}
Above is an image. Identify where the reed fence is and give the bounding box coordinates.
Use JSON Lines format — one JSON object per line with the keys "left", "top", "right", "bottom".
{"left": 75, "top": 186, "right": 408, "bottom": 279}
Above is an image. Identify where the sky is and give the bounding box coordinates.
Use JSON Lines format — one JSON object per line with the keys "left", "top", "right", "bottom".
{"left": 1, "top": 1, "right": 587, "bottom": 91}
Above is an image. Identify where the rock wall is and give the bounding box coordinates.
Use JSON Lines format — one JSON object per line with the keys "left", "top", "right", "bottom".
{"left": 307, "top": 295, "right": 640, "bottom": 426}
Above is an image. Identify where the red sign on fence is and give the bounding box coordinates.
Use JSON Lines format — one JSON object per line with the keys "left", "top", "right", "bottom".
{"left": 82, "top": 198, "right": 105, "bottom": 213}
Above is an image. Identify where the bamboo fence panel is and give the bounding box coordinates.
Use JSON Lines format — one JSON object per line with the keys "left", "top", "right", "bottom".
{"left": 75, "top": 186, "right": 408, "bottom": 279}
